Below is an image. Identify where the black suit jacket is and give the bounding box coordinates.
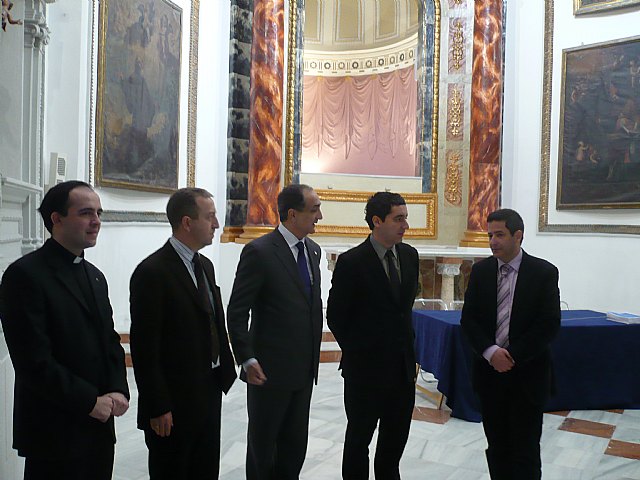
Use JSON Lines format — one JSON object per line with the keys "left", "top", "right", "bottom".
{"left": 0, "top": 239, "right": 129, "bottom": 458}
{"left": 227, "top": 229, "right": 323, "bottom": 389}
{"left": 326, "top": 238, "right": 419, "bottom": 386}
{"left": 129, "top": 241, "right": 236, "bottom": 432}
{"left": 460, "top": 250, "right": 561, "bottom": 404}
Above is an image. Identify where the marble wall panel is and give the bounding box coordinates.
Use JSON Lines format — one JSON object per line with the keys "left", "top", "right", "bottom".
{"left": 225, "top": 0, "right": 253, "bottom": 229}
{"left": 230, "top": 39, "right": 252, "bottom": 77}
{"left": 448, "top": 18, "right": 466, "bottom": 74}
{"left": 228, "top": 73, "right": 250, "bottom": 109}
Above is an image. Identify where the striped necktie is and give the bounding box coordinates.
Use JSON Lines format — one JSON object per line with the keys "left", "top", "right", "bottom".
{"left": 495, "top": 264, "right": 513, "bottom": 348}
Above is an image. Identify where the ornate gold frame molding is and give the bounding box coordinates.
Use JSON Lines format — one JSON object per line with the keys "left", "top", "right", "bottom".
{"left": 313, "top": 190, "right": 437, "bottom": 238}
{"left": 539, "top": 0, "right": 640, "bottom": 235}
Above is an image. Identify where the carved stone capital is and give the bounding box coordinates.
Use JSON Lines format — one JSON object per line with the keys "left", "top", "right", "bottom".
{"left": 437, "top": 263, "right": 461, "bottom": 277}
{"left": 23, "top": 13, "right": 50, "bottom": 50}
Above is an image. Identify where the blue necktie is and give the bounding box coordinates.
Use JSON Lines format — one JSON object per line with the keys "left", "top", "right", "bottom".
{"left": 296, "top": 241, "right": 312, "bottom": 298}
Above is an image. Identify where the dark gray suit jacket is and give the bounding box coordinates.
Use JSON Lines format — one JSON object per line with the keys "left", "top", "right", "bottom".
{"left": 227, "top": 229, "right": 323, "bottom": 389}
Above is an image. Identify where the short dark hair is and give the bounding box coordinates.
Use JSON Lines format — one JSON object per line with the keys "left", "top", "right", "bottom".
{"left": 487, "top": 208, "right": 524, "bottom": 236}
{"left": 278, "top": 184, "right": 313, "bottom": 222}
{"left": 38, "top": 180, "right": 93, "bottom": 234}
{"left": 365, "top": 192, "right": 406, "bottom": 230}
{"left": 166, "top": 188, "right": 213, "bottom": 230}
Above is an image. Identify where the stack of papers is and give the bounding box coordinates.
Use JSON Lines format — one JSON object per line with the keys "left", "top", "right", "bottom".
{"left": 606, "top": 312, "right": 640, "bottom": 324}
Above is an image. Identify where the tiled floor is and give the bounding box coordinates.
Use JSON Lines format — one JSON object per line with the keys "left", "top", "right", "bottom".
{"left": 113, "top": 365, "right": 640, "bottom": 480}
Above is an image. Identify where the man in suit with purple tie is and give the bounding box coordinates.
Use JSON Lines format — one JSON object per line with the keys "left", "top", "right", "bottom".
{"left": 461, "top": 208, "right": 561, "bottom": 480}
{"left": 227, "top": 184, "right": 324, "bottom": 480}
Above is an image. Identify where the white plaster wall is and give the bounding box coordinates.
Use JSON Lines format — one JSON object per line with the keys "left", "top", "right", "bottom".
{"left": 41, "top": 0, "right": 640, "bottom": 335}
{"left": 44, "top": 0, "right": 233, "bottom": 331}
{"left": 502, "top": 1, "right": 640, "bottom": 314}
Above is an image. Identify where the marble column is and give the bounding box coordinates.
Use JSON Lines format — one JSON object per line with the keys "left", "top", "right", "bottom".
{"left": 222, "top": 0, "right": 253, "bottom": 243}
{"left": 459, "top": 0, "right": 502, "bottom": 247}
{"left": 436, "top": 259, "right": 462, "bottom": 307}
{"left": 240, "top": 0, "right": 284, "bottom": 241}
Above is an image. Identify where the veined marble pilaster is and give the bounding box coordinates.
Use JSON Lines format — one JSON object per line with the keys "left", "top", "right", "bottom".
{"left": 460, "top": 0, "right": 502, "bottom": 247}
{"left": 242, "top": 0, "right": 284, "bottom": 236}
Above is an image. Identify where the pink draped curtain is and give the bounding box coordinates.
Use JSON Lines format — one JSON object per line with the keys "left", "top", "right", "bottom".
{"left": 301, "top": 65, "right": 418, "bottom": 176}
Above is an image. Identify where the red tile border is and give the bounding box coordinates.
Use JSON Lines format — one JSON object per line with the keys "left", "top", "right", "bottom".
{"left": 412, "top": 406, "right": 450, "bottom": 425}
{"left": 559, "top": 418, "right": 615, "bottom": 439}
{"left": 606, "top": 439, "right": 640, "bottom": 460}
{"left": 548, "top": 411, "right": 570, "bottom": 417}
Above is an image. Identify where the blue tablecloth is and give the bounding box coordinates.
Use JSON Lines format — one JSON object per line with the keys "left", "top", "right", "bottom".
{"left": 413, "top": 309, "right": 640, "bottom": 422}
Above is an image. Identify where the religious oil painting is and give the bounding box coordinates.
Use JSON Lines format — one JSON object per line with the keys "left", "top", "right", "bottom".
{"left": 557, "top": 36, "right": 640, "bottom": 209}
{"left": 96, "top": 0, "right": 182, "bottom": 192}
{"left": 574, "top": 0, "right": 640, "bottom": 16}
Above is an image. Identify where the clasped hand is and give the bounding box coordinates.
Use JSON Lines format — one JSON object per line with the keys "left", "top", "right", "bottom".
{"left": 89, "top": 392, "right": 130, "bottom": 423}
{"left": 490, "top": 348, "right": 515, "bottom": 373}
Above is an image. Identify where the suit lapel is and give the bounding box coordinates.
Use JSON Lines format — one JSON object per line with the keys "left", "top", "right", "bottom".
{"left": 396, "top": 243, "right": 415, "bottom": 299}
{"left": 511, "top": 250, "right": 530, "bottom": 320}
{"left": 272, "top": 230, "right": 313, "bottom": 302}
{"left": 362, "top": 239, "right": 397, "bottom": 303}
{"left": 160, "top": 242, "right": 204, "bottom": 312}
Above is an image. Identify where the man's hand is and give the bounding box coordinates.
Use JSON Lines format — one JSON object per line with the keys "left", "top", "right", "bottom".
{"left": 246, "top": 362, "right": 267, "bottom": 385}
{"left": 150, "top": 412, "right": 174, "bottom": 437}
{"left": 490, "top": 348, "right": 515, "bottom": 373}
{"left": 106, "top": 392, "right": 129, "bottom": 417}
{"left": 89, "top": 395, "right": 114, "bottom": 423}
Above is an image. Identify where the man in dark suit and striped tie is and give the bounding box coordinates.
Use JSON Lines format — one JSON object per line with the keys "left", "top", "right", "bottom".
{"left": 461, "top": 209, "right": 561, "bottom": 480}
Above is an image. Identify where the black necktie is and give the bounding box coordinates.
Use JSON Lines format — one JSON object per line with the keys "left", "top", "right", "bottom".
{"left": 296, "top": 241, "right": 312, "bottom": 298}
{"left": 386, "top": 249, "right": 401, "bottom": 301}
{"left": 192, "top": 253, "right": 220, "bottom": 363}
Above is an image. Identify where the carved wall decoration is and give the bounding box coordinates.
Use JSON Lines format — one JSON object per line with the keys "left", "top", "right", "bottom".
{"left": 447, "top": 84, "right": 463, "bottom": 140}
{"left": 449, "top": 0, "right": 465, "bottom": 7}
{"left": 449, "top": 19, "right": 465, "bottom": 72}
{"left": 445, "top": 150, "right": 463, "bottom": 206}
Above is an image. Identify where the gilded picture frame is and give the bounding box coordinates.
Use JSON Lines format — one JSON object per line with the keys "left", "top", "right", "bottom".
{"left": 95, "top": 0, "right": 183, "bottom": 193}
{"left": 539, "top": 0, "right": 640, "bottom": 234}
{"left": 574, "top": 0, "right": 640, "bottom": 16}
{"left": 556, "top": 36, "right": 640, "bottom": 209}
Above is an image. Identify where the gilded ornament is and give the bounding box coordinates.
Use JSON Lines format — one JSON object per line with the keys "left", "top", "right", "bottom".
{"left": 445, "top": 152, "right": 462, "bottom": 206}
{"left": 451, "top": 21, "right": 464, "bottom": 71}
{"left": 448, "top": 88, "right": 462, "bottom": 138}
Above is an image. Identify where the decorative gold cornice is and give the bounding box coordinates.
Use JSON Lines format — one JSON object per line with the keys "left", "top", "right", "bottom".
{"left": 459, "top": 230, "right": 489, "bottom": 247}
{"left": 237, "top": 225, "right": 275, "bottom": 243}
{"left": 220, "top": 226, "right": 244, "bottom": 243}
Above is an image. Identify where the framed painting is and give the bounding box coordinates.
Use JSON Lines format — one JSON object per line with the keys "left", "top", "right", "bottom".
{"left": 556, "top": 35, "right": 640, "bottom": 209}
{"left": 95, "top": 0, "right": 182, "bottom": 193}
{"left": 574, "top": 0, "right": 640, "bottom": 16}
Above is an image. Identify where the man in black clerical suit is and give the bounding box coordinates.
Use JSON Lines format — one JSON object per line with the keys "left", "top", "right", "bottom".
{"left": 461, "top": 208, "right": 560, "bottom": 480}
{"left": 327, "top": 191, "right": 419, "bottom": 480}
{"left": 0, "top": 181, "right": 129, "bottom": 480}
{"left": 130, "top": 188, "right": 236, "bottom": 480}
{"left": 227, "top": 184, "right": 324, "bottom": 480}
